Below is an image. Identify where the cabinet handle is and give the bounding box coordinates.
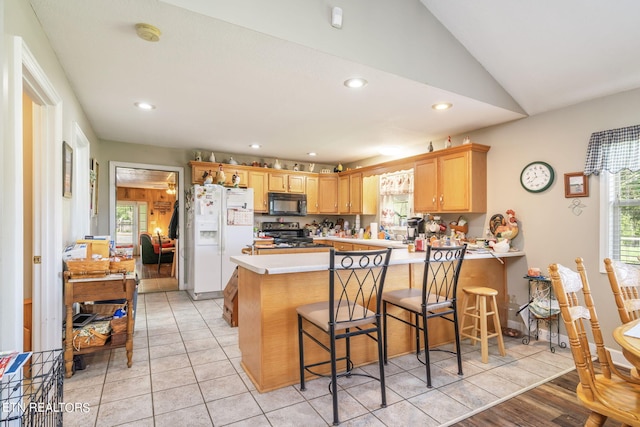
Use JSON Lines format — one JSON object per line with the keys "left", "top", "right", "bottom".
{"left": 440, "top": 194, "right": 444, "bottom": 206}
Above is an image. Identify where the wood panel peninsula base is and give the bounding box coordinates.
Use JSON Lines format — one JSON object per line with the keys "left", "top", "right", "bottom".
{"left": 63, "top": 273, "right": 136, "bottom": 378}
{"left": 231, "top": 249, "right": 523, "bottom": 392}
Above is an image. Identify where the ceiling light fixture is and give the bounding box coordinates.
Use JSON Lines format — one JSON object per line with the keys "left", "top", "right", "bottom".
{"left": 249, "top": 144, "right": 261, "bottom": 149}
{"left": 135, "top": 102, "right": 156, "bottom": 110}
{"left": 135, "top": 23, "right": 162, "bottom": 42}
{"left": 307, "top": 152, "right": 317, "bottom": 156}
{"left": 166, "top": 182, "right": 176, "bottom": 195}
{"left": 344, "top": 78, "right": 367, "bottom": 89}
{"left": 432, "top": 102, "right": 453, "bottom": 111}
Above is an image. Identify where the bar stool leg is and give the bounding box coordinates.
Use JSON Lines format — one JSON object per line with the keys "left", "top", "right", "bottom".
{"left": 491, "top": 295, "right": 507, "bottom": 357}
{"left": 479, "top": 295, "right": 489, "bottom": 363}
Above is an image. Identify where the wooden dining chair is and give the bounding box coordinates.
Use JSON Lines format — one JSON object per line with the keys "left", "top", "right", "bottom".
{"left": 604, "top": 258, "right": 640, "bottom": 378}
{"left": 297, "top": 248, "right": 392, "bottom": 426}
{"left": 549, "top": 259, "right": 640, "bottom": 426}
{"left": 382, "top": 244, "right": 467, "bottom": 388}
{"left": 604, "top": 258, "right": 640, "bottom": 324}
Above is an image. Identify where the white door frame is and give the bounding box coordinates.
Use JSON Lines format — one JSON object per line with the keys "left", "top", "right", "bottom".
{"left": 1, "top": 37, "right": 63, "bottom": 352}
{"left": 109, "top": 161, "right": 185, "bottom": 289}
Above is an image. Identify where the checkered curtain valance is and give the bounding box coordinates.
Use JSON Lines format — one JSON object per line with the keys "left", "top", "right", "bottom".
{"left": 584, "top": 124, "right": 640, "bottom": 176}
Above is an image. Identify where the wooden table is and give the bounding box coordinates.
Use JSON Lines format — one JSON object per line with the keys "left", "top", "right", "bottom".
{"left": 63, "top": 273, "right": 136, "bottom": 378}
{"left": 613, "top": 319, "right": 640, "bottom": 370}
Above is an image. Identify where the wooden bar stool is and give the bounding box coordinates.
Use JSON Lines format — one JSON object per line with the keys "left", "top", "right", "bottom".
{"left": 460, "top": 286, "right": 506, "bottom": 363}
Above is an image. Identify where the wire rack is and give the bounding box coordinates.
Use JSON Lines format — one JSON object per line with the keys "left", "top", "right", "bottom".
{"left": 0, "top": 349, "right": 64, "bottom": 427}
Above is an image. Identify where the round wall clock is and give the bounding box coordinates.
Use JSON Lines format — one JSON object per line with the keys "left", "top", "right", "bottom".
{"left": 520, "top": 161, "right": 555, "bottom": 193}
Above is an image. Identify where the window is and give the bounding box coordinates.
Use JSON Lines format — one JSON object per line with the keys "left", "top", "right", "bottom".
{"left": 586, "top": 124, "right": 640, "bottom": 265}
{"left": 604, "top": 170, "right": 640, "bottom": 264}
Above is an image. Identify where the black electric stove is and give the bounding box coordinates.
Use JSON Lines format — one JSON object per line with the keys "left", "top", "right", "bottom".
{"left": 259, "top": 222, "right": 324, "bottom": 247}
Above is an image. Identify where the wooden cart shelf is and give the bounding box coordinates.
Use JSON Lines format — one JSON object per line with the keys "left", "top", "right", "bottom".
{"left": 63, "top": 273, "right": 137, "bottom": 378}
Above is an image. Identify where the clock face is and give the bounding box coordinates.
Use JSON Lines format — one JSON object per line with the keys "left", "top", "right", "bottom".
{"left": 520, "top": 161, "right": 555, "bottom": 193}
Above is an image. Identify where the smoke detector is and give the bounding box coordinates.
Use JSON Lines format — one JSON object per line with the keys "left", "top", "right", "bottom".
{"left": 135, "top": 23, "right": 161, "bottom": 42}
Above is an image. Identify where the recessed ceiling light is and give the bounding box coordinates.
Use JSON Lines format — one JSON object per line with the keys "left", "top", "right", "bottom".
{"left": 344, "top": 78, "right": 368, "bottom": 89}
{"left": 249, "top": 144, "right": 261, "bottom": 149}
{"left": 307, "top": 152, "right": 317, "bottom": 156}
{"left": 135, "top": 102, "right": 156, "bottom": 110}
{"left": 432, "top": 102, "right": 453, "bottom": 111}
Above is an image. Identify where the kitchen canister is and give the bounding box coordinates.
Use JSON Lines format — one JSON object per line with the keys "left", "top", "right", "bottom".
{"left": 370, "top": 223, "right": 378, "bottom": 239}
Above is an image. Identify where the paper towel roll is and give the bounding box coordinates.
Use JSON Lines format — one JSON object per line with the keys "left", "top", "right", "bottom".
{"left": 370, "top": 223, "right": 378, "bottom": 239}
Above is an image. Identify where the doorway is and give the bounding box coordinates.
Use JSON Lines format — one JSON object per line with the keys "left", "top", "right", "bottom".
{"left": 109, "top": 161, "right": 185, "bottom": 293}
{"left": 116, "top": 201, "right": 148, "bottom": 256}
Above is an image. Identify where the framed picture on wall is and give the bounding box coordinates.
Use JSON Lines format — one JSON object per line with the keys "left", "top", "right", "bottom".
{"left": 564, "top": 172, "right": 589, "bottom": 198}
{"left": 63, "top": 141, "right": 73, "bottom": 198}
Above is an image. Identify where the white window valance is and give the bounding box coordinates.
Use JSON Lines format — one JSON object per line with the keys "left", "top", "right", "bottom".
{"left": 584, "top": 124, "right": 640, "bottom": 176}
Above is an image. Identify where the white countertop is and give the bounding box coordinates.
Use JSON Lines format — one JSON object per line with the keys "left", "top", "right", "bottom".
{"left": 231, "top": 247, "right": 525, "bottom": 275}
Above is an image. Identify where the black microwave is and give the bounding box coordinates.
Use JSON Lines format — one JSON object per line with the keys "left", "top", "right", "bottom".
{"left": 268, "top": 192, "right": 307, "bottom": 216}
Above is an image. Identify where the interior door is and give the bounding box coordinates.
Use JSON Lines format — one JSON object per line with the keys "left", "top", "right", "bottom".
{"left": 116, "top": 201, "right": 147, "bottom": 256}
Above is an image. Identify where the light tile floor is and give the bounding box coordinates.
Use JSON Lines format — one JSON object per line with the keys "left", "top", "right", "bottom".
{"left": 63, "top": 291, "right": 575, "bottom": 426}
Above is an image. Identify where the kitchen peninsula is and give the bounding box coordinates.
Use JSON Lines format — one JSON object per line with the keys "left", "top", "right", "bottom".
{"left": 230, "top": 246, "right": 524, "bottom": 392}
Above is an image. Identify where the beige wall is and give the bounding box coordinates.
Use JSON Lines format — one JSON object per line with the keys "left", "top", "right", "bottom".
{"left": 472, "top": 87, "right": 640, "bottom": 348}
{"left": 6, "top": 0, "right": 99, "bottom": 247}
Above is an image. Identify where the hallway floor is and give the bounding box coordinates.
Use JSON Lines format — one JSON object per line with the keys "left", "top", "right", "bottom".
{"left": 63, "top": 291, "right": 575, "bottom": 426}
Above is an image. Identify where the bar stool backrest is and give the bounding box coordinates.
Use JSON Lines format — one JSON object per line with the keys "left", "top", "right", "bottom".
{"left": 421, "top": 245, "right": 467, "bottom": 311}
{"left": 329, "top": 248, "right": 392, "bottom": 328}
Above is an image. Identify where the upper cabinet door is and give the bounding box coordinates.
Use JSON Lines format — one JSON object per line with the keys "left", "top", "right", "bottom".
{"left": 318, "top": 175, "right": 338, "bottom": 213}
{"left": 438, "top": 151, "right": 469, "bottom": 211}
{"left": 306, "top": 175, "right": 319, "bottom": 214}
{"left": 414, "top": 158, "right": 438, "bottom": 212}
{"left": 288, "top": 174, "right": 306, "bottom": 193}
{"left": 268, "top": 172, "right": 288, "bottom": 192}
{"left": 249, "top": 170, "right": 269, "bottom": 212}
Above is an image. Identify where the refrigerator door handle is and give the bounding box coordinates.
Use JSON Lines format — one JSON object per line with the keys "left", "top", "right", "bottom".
{"left": 219, "top": 207, "right": 224, "bottom": 255}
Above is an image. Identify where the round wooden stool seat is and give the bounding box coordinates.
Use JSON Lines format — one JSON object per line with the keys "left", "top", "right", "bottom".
{"left": 460, "top": 286, "right": 507, "bottom": 363}
{"left": 463, "top": 287, "right": 498, "bottom": 297}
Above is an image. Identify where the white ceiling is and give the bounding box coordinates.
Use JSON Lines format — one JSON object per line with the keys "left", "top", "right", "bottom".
{"left": 29, "top": 0, "right": 640, "bottom": 187}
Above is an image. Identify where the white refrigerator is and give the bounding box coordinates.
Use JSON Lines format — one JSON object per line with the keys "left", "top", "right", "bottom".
{"left": 185, "top": 184, "right": 254, "bottom": 299}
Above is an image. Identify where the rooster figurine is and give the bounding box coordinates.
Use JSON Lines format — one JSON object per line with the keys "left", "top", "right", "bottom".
{"left": 495, "top": 209, "right": 519, "bottom": 241}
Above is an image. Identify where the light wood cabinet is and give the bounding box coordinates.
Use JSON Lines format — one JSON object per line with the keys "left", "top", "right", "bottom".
{"left": 362, "top": 175, "right": 379, "bottom": 215}
{"left": 414, "top": 157, "right": 438, "bottom": 212}
{"left": 268, "top": 172, "right": 305, "bottom": 193}
{"left": 338, "top": 172, "right": 362, "bottom": 214}
{"left": 414, "top": 144, "right": 488, "bottom": 213}
{"left": 222, "top": 166, "right": 249, "bottom": 188}
{"left": 249, "top": 170, "right": 269, "bottom": 213}
{"left": 333, "top": 241, "right": 354, "bottom": 251}
{"left": 306, "top": 175, "right": 319, "bottom": 214}
{"left": 318, "top": 175, "right": 338, "bottom": 213}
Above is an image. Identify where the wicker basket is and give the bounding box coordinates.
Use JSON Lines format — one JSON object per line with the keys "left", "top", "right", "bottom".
{"left": 81, "top": 302, "right": 127, "bottom": 316}
{"left": 110, "top": 316, "right": 127, "bottom": 334}
{"left": 109, "top": 258, "right": 135, "bottom": 274}
{"left": 72, "top": 321, "right": 110, "bottom": 350}
{"left": 65, "top": 259, "right": 110, "bottom": 278}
